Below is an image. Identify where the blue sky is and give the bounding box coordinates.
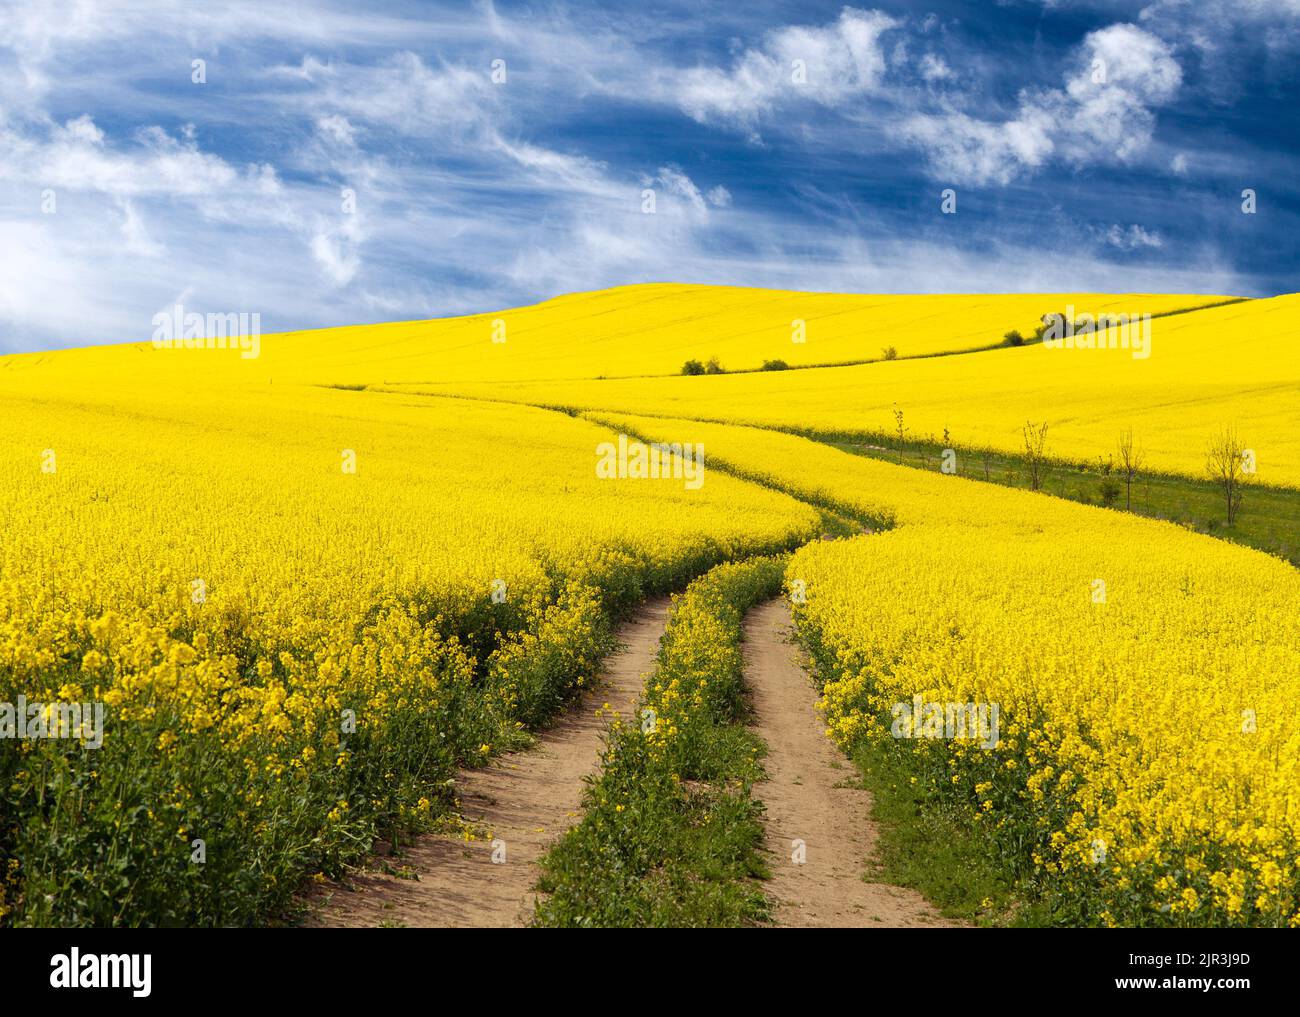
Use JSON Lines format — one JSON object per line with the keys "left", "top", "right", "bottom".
{"left": 0, "top": 0, "right": 1296, "bottom": 351}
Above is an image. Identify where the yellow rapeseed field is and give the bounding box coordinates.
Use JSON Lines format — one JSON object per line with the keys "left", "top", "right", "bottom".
{"left": 2, "top": 282, "right": 1295, "bottom": 928}
{"left": 431, "top": 292, "right": 1300, "bottom": 489}
{"left": 2, "top": 283, "right": 1227, "bottom": 388}
{"left": 586, "top": 411, "right": 1300, "bottom": 927}
{"left": 0, "top": 363, "right": 816, "bottom": 925}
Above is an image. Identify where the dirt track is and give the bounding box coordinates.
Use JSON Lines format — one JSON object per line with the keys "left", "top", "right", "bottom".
{"left": 307, "top": 598, "right": 670, "bottom": 928}
{"left": 308, "top": 594, "right": 952, "bottom": 928}
{"left": 745, "top": 599, "right": 955, "bottom": 927}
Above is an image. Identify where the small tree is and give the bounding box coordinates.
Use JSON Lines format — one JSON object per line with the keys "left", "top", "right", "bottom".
{"left": 1116, "top": 427, "right": 1145, "bottom": 512}
{"left": 1034, "top": 312, "right": 1065, "bottom": 343}
{"left": 681, "top": 359, "right": 704, "bottom": 376}
{"left": 760, "top": 359, "right": 789, "bottom": 371}
{"left": 1205, "top": 427, "right": 1249, "bottom": 525}
{"left": 893, "top": 408, "right": 907, "bottom": 465}
{"left": 1023, "top": 420, "right": 1049, "bottom": 491}
{"left": 1003, "top": 329, "right": 1025, "bottom": 347}
{"left": 882, "top": 345, "right": 898, "bottom": 361}
{"left": 704, "top": 356, "right": 724, "bottom": 375}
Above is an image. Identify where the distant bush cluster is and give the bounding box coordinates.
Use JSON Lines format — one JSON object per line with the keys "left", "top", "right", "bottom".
{"left": 681, "top": 356, "right": 725, "bottom": 376}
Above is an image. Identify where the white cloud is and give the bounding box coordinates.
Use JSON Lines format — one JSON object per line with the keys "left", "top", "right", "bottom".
{"left": 668, "top": 8, "right": 899, "bottom": 131}
{"left": 315, "top": 114, "right": 357, "bottom": 146}
{"left": 310, "top": 220, "right": 362, "bottom": 285}
{"left": 0, "top": 115, "right": 262, "bottom": 200}
{"left": 1069, "top": 23, "right": 1182, "bottom": 106}
{"left": 1104, "top": 223, "right": 1165, "bottom": 250}
{"left": 491, "top": 137, "right": 615, "bottom": 197}
{"left": 659, "top": 13, "right": 1187, "bottom": 188}
{"left": 1139, "top": 0, "right": 1300, "bottom": 50}
{"left": 1057, "top": 23, "right": 1182, "bottom": 158}
{"left": 902, "top": 23, "right": 1182, "bottom": 185}
{"left": 919, "top": 53, "right": 953, "bottom": 82}
{"left": 499, "top": 207, "right": 1238, "bottom": 303}
{"left": 273, "top": 53, "right": 499, "bottom": 137}
{"left": 901, "top": 108, "right": 1055, "bottom": 186}
{"left": 115, "top": 198, "right": 164, "bottom": 257}
{"left": 648, "top": 165, "right": 710, "bottom": 217}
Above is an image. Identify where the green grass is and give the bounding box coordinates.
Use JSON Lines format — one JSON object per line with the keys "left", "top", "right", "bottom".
{"left": 532, "top": 557, "right": 786, "bottom": 927}
{"left": 843, "top": 729, "right": 1053, "bottom": 928}
{"left": 829, "top": 438, "right": 1300, "bottom": 567}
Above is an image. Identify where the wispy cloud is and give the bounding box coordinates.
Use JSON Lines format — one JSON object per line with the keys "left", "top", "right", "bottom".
{"left": 660, "top": 8, "right": 899, "bottom": 134}
{"left": 901, "top": 23, "right": 1182, "bottom": 185}
{"left": 0, "top": 0, "right": 1292, "bottom": 351}
{"left": 1103, "top": 223, "right": 1165, "bottom": 249}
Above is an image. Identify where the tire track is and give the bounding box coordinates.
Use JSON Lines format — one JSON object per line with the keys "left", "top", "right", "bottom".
{"left": 306, "top": 597, "right": 670, "bottom": 928}
{"left": 745, "top": 598, "right": 957, "bottom": 928}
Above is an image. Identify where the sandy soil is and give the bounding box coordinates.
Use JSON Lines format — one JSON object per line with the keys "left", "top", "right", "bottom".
{"left": 745, "top": 599, "right": 957, "bottom": 928}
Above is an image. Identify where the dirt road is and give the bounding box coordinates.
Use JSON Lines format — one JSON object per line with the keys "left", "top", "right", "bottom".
{"left": 745, "top": 598, "right": 955, "bottom": 927}
{"left": 308, "top": 598, "right": 670, "bottom": 928}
